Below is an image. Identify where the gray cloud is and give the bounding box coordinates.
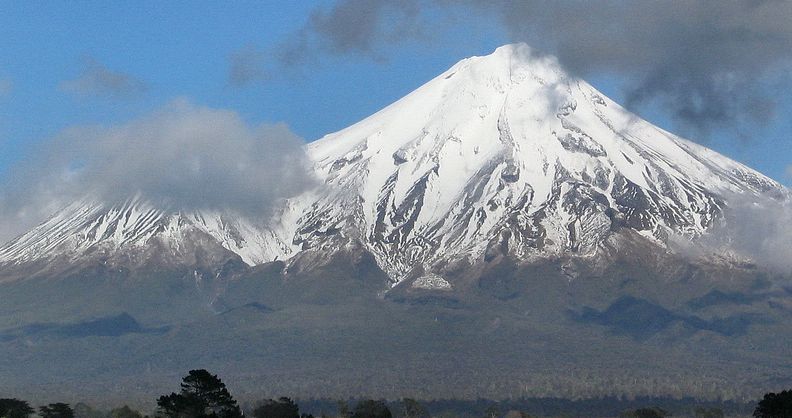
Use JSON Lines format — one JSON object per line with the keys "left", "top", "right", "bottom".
{"left": 60, "top": 57, "right": 147, "bottom": 99}
{"left": 0, "top": 100, "right": 316, "bottom": 242}
{"left": 0, "top": 78, "right": 12, "bottom": 96}
{"left": 301, "top": 0, "right": 421, "bottom": 55}
{"left": 289, "top": 0, "right": 390, "bottom": 60}
{"left": 252, "top": 0, "right": 429, "bottom": 71}
{"left": 269, "top": 0, "right": 792, "bottom": 134}
{"left": 228, "top": 46, "right": 269, "bottom": 86}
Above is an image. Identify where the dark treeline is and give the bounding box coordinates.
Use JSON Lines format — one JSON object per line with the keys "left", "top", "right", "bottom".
{"left": 3, "top": 370, "right": 792, "bottom": 418}
{"left": 298, "top": 397, "right": 754, "bottom": 417}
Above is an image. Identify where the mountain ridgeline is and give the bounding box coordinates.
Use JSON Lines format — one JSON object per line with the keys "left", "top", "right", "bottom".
{"left": 1, "top": 44, "right": 791, "bottom": 403}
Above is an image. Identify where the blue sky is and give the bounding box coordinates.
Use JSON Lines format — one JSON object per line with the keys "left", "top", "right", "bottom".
{"left": 0, "top": 1, "right": 790, "bottom": 187}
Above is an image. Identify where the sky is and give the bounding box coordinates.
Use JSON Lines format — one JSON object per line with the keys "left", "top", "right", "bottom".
{"left": 0, "top": 1, "right": 791, "bottom": 241}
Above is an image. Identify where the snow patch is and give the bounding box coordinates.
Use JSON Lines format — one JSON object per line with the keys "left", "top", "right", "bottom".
{"left": 412, "top": 274, "right": 452, "bottom": 290}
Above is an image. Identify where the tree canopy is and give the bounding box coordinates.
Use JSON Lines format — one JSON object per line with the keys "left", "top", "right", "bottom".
{"left": 109, "top": 406, "right": 144, "bottom": 418}
{"left": 39, "top": 403, "right": 74, "bottom": 418}
{"left": 0, "top": 398, "right": 35, "bottom": 418}
{"left": 253, "top": 397, "right": 300, "bottom": 418}
{"left": 156, "top": 369, "right": 242, "bottom": 418}
{"left": 754, "top": 390, "right": 792, "bottom": 418}
{"left": 351, "top": 400, "right": 391, "bottom": 418}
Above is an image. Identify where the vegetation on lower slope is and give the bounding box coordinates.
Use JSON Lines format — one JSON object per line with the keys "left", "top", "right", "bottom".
{"left": 6, "top": 369, "right": 791, "bottom": 417}
{"left": 1, "top": 252, "right": 791, "bottom": 404}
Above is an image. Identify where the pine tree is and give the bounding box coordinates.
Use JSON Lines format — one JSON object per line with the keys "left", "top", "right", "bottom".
{"left": 0, "top": 398, "right": 35, "bottom": 418}
{"left": 253, "top": 397, "right": 300, "bottom": 418}
{"left": 156, "top": 369, "right": 242, "bottom": 418}
{"left": 754, "top": 390, "right": 792, "bottom": 418}
{"left": 109, "top": 405, "right": 144, "bottom": 418}
{"left": 38, "top": 403, "right": 74, "bottom": 418}
{"left": 351, "top": 400, "right": 391, "bottom": 418}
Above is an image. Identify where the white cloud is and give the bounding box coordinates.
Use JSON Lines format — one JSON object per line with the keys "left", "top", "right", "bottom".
{"left": 0, "top": 100, "right": 316, "bottom": 242}
{"left": 675, "top": 192, "right": 792, "bottom": 274}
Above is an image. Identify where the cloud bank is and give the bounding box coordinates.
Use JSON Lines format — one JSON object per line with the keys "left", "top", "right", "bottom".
{"left": 259, "top": 0, "right": 792, "bottom": 135}
{"left": 0, "top": 100, "right": 316, "bottom": 242}
{"left": 60, "top": 57, "right": 147, "bottom": 99}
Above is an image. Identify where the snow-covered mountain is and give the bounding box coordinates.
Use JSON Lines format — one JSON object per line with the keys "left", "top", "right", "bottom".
{"left": 0, "top": 44, "right": 786, "bottom": 282}
{"left": 0, "top": 196, "right": 290, "bottom": 268}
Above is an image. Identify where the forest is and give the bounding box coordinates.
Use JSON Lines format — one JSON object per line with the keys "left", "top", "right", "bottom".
{"left": 2, "top": 369, "right": 792, "bottom": 418}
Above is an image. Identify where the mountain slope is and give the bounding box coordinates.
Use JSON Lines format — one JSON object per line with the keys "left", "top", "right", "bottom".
{"left": 0, "top": 196, "right": 291, "bottom": 278}
{"left": 285, "top": 43, "right": 786, "bottom": 280}
{"left": 0, "top": 44, "right": 786, "bottom": 283}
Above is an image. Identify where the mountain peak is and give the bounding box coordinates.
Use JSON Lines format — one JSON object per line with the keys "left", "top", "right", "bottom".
{"left": 1, "top": 46, "right": 786, "bottom": 283}
{"left": 461, "top": 43, "right": 567, "bottom": 86}
{"left": 300, "top": 45, "right": 785, "bottom": 280}
{"left": 485, "top": 43, "right": 557, "bottom": 67}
